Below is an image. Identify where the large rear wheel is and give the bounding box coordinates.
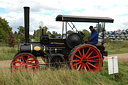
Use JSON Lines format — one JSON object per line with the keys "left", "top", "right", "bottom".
{"left": 11, "top": 53, "right": 39, "bottom": 72}
{"left": 69, "top": 44, "right": 102, "bottom": 72}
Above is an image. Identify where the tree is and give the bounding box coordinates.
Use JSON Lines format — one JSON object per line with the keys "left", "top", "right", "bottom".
{"left": 82, "top": 29, "right": 91, "bottom": 41}
{"left": 95, "top": 24, "right": 102, "bottom": 34}
{"left": 33, "top": 26, "right": 53, "bottom": 41}
{"left": 7, "top": 31, "right": 16, "bottom": 47}
{"left": 52, "top": 31, "right": 56, "bottom": 35}
{"left": 33, "top": 26, "right": 62, "bottom": 41}
{"left": 33, "top": 27, "right": 42, "bottom": 41}
{"left": 47, "top": 31, "right": 51, "bottom": 36}
{"left": 14, "top": 31, "right": 18, "bottom": 39}
{"left": 0, "top": 17, "right": 12, "bottom": 42}
{"left": 95, "top": 24, "right": 106, "bottom": 35}
{"left": 66, "top": 30, "right": 74, "bottom": 35}
{"left": 0, "top": 28, "right": 6, "bottom": 42}
{"left": 17, "top": 26, "right": 25, "bottom": 43}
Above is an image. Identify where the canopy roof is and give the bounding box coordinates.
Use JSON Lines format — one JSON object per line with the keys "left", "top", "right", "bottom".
{"left": 56, "top": 15, "right": 114, "bottom": 23}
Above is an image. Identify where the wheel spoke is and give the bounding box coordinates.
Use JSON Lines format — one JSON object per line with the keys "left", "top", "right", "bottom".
{"left": 28, "top": 60, "right": 35, "bottom": 64}
{"left": 12, "top": 65, "right": 21, "bottom": 68}
{"left": 87, "top": 60, "right": 98, "bottom": 62}
{"left": 82, "top": 48, "right": 85, "bottom": 56}
{"left": 26, "top": 56, "right": 30, "bottom": 63}
{"left": 72, "top": 59, "right": 81, "bottom": 62}
{"left": 88, "top": 55, "right": 98, "bottom": 59}
{"left": 81, "top": 64, "right": 84, "bottom": 71}
{"left": 72, "top": 62, "right": 81, "bottom": 66}
{"left": 86, "top": 63, "right": 91, "bottom": 71}
{"left": 86, "top": 51, "right": 93, "bottom": 58}
{"left": 78, "top": 50, "right": 82, "bottom": 57}
{"left": 84, "top": 65, "right": 87, "bottom": 71}
{"left": 87, "top": 62, "right": 97, "bottom": 69}
{"left": 77, "top": 64, "right": 81, "bottom": 71}
{"left": 84, "top": 47, "right": 91, "bottom": 57}
{"left": 74, "top": 54, "right": 82, "bottom": 59}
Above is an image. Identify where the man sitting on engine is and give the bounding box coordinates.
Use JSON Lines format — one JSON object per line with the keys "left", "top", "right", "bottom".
{"left": 86, "top": 26, "right": 98, "bottom": 45}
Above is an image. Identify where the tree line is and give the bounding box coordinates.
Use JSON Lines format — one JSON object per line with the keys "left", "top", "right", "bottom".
{"left": 0, "top": 17, "right": 16, "bottom": 47}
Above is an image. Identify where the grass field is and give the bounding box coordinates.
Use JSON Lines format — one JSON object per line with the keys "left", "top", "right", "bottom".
{"left": 0, "top": 62, "right": 128, "bottom": 85}
{"left": 105, "top": 41, "right": 128, "bottom": 54}
{"left": 0, "top": 46, "right": 17, "bottom": 60}
{"left": 0, "top": 41, "right": 128, "bottom": 85}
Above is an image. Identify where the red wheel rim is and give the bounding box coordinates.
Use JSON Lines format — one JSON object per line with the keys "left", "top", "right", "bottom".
{"left": 11, "top": 54, "right": 38, "bottom": 72}
{"left": 71, "top": 45, "right": 102, "bottom": 72}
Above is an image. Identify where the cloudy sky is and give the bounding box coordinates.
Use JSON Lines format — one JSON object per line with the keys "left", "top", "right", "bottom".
{"left": 0, "top": 0, "right": 128, "bottom": 34}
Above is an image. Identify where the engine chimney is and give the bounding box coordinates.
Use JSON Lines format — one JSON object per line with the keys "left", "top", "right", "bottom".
{"left": 24, "top": 7, "right": 29, "bottom": 43}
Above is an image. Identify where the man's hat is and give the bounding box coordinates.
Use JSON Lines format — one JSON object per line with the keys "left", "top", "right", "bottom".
{"left": 89, "top": 26, "right": 93, "bottom": 29}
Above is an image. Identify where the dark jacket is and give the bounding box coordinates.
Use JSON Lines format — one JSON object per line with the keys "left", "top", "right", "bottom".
{"left": 89, "top": 29, "right": 98, "bottom": 45}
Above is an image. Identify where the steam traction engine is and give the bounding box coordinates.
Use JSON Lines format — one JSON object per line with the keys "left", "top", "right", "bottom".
{"left": 11, "top": 7, "right": 114, "bottom": 72}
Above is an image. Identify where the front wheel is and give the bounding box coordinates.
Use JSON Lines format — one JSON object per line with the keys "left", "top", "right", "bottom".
{"left": 11, "top": 53, "right": 39, "bottom": 72}
{"left": 69, "top": 44, "right": 102, "bottom": 72}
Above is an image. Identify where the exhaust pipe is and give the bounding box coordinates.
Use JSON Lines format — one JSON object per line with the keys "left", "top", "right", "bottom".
{"left": 24, "top": 7, "right": 30, "bottom": 43}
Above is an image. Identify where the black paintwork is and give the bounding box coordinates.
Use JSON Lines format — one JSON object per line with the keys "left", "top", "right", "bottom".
{"left": 24, "top": 7, "right": 29, "bottom": 43}
{"left": 56, "top": 15, "right": 114, "bottom": 23}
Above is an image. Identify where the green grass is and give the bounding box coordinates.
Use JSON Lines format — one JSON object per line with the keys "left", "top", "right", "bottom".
{"left": 105, "top": 41, "right": 128, "bottom": 54}
{"left": 0, "top": 62, "right": 128, "bottom": 85}
{"left": 0, "top": 46, "right": 17, "bottom": 60}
